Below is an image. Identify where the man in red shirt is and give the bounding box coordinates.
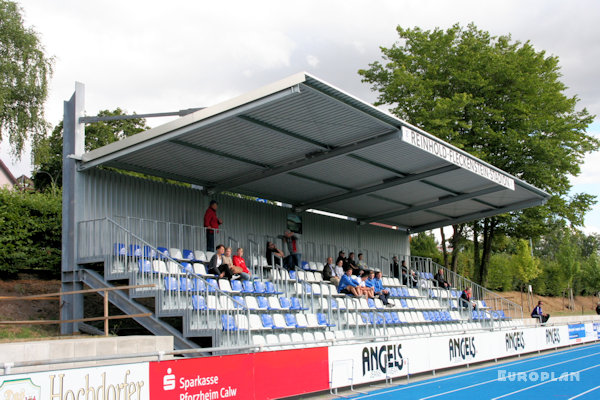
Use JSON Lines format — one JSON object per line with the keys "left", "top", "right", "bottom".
{"left": 204, "top": 200, "right": 222, "bottom": 252}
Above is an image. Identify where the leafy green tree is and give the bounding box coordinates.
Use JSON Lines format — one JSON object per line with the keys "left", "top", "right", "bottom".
{"left": 0, "top": 187, "right": 61, "bottom": 275}
{"left": 511, "top": 238, "right": 541, "bottom": 288}
{"left": 0, "top": 0, "right": 53, "bottom": 156}
{"left": 32, "top": 109, "right": 148, "bottom": 190}
{"left": 410, "top": 231, "right": 442, "bottom": 264}
{"left": 360, "top": 23, "right": 598, "bottom": 285}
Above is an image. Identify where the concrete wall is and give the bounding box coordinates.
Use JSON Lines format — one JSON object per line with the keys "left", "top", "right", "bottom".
{"left": 0, "top": 335, "right": 173, "bottom": 375}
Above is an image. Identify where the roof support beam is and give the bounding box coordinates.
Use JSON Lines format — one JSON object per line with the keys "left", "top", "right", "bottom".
{"left": 409, "top": 198, "right": 548, "bottom": 233}
{"left": 359, "top": 185, "right": 505, "bottom": 224}
{"left": 207, "top": 130, "right": 401, "bottom": 193}
{"left": 297, "top": 165, "right": 460, "bottom": 211}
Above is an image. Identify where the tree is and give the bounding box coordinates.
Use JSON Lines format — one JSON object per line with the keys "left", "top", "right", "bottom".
{"left": 410, "top": 231, "right": 442, "bottom": 264}
{"left": 32, "top": 109, "right": 148, "bottom": 190}
{"left": 360, "top": 23, "right": 598, "bottom": 284}
{"left": 0, "top": 0, "right": 53, "bottom": 156}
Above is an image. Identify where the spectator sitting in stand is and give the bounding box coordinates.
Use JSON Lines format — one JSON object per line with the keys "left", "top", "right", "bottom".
{"left": 279, "top": 230, "right": 302, "bottom": 270}
{"left": 434, "top": 268, "right": 450, "bottom": 289}
{"left": 407, "top": 269, "right": 418, "bottom": 288}
{"left": 373, "top": 270, "right": 394, "bottom": 307}
{"left": 222, "top": 246, "right": 239, "bottom": 280}
{"left": 265, "top": 241, "right": 284, "bottom": 267}
{"left": 207, "top": 244, "right": 230, "bottom": 278}
{"left": 232, "top": 247, "right": 252, "bottom": 281}
{"left": 338, "top": 266, "right": 362, "bottom": 297}
{"left": 531, "top": 301, "right": 550, "bottom": 323}
{"left": 348, "top": 252, "right": 359, "bottom": 275}
{"left": 357, "top": 272, "right": 375, "bottom": 299}
{"left": 459, "top": 287, "right": 476, "bottom": 310}
{"left": 356, "top": 253, "right": 368, "bottom": 274}
{"left": 336, "top": 251, "right": 348, "bottom": 269}
{"left": 322, "top": 257, "right": 342, "bottom": 287}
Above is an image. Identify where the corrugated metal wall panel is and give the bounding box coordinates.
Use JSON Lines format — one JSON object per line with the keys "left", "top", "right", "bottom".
{"left": 79, "top": 168, "right": 410, "bottom": 269}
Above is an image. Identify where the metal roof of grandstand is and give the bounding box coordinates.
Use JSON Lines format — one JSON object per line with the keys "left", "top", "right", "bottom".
{"left": 80, "top": 72, "right": 550, "bottom": 232}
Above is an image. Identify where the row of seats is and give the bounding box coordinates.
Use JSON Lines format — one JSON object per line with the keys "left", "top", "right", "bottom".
{"left": 252, "top": 329, "right": 354, "bottom": 350}
{"left": 218, "top": 311, "right": 335, "bottom": 331}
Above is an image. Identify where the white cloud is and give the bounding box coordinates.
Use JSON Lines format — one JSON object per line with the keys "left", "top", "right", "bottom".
{"left": 306, "top": 54, "right": 319, "bottom": 68}
{"left": 5, "top": 0, "right": 600, "bottom": 182}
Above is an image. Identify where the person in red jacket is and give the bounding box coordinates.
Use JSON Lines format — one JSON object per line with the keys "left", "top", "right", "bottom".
{"left": 204, "top": 200, "right": 222, "bottom": 252}
{"left": 232, "top": 248, "right": 251, "bottom": 281}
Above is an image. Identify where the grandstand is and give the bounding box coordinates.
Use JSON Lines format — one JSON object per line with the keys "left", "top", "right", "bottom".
{"left": 36, "top": 72, "right": 593, "bottom": 398}
{"left": 62, "top": 73, "right": 550, "bottom": 350}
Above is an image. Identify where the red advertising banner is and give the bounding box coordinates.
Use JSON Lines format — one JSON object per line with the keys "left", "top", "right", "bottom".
{"left": 149, "top": 353, "right": 254, "bottom": 400}
{"left": 149, "top": 347, "right": 329, "bottom": 400}
{"left": 253, "top": 347, "right": 329, "bottom": 400}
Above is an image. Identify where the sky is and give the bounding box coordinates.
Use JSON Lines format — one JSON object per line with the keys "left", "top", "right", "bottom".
{"left": 2, "top": 0, "right": 600, "bottom": 234}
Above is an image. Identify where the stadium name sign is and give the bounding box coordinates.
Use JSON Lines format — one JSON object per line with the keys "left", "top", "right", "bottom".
{"left": 401, "top": 127, "right": 515, "bottom": 190}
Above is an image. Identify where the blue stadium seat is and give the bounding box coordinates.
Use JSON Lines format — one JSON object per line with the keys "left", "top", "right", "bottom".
{"left": 221, "top": 315, "right": 237, "bottom": 331}
{"left": 279, "top": 297, "right": 292, "bottom": 309}
{"left": 391, "top": 312, "right": 402, "bottom": 324}
{"left": 261, "top": 314, "right": 284, "bottom": 329}
{"left": 429, "top": 289, "right": 437, "bottom": 299}
{"left": 443, "top": 311, "right": 451, "bottom": 321}
{"left": 128, "top": 244, "right": 141, "bottom": 257}
{"left": 303, "top": 283, "right": 312, "bottom": 294}
{"left": 178, "top": 276, "right": 193, "bottom": 291}
{"left": 143, "top": 246, "right": 156, "bottom": 258}
{"left": 192, "top": 295, "right": 207, "bottom": 310}
{"left": 426, "top": 272, "right": 434, "bottom": 280}
{"left": 257, "top": 296, "right": 269, "bottom": 310}
{"left": 113, "top": 243, "right": 126, "bottom": 256}
{"left": 265, "top": 281, "right": 282, "bottom": 294}
{"left": 231, "top": 280, "right": 243, "bottom": 292}
{"left": 360, "top": 312, "right": 370, "bottom": 324}
{"left": 206, "top": 279, "right": 218, "bottom": 293}
{"left": 498, "top": 310, "right": 507, "bottom": 319}
{"left": 317, "top": 313, "right": 335, "bottom": 327}
{"left": 289, "top": 270, "right": 297, "bottom": 280}
{"left": 182, "top": 249, "right": 195, "bottom": 261}
{"left": 450, "top": 299, "right": 458, "bottom": 310}
{"left": 472, "top": 310, "right": 479, "bottom": 321}
{"left": 254, "top": 281, "right": 266, "bottom": 294}
{"left": 401, "top": 288, "right": 410, "bottom": 297}
{"left": 400, "top": 299, "right": 409, "bottom": 309}
{"left": 383, "top": 312, "right": 394, "bottom": 325}
{"left": 375, "top": 314, "right": 385, "bottom": 325}
{"left": 367, "top": 298, "right": 376, "bottom": 308}
{"left": 181, "top": 262, "right": 194, "bottom": 274}
{"left": 241, "top": 280, "right": 254, "bottom": 293}
{"left": 232, "top": 296, "right": 245, "bottom": 309}
{"left": 301, "top": 261, "right": 310, "bottom": 270}
{"left": 157, "top": 247, "right": 169, "bottom": 259}
{"left": 163, "top": 276, "right": 179, "bottom": 291}
{"left": 423, "top": 311, "right": 430, "bottom": 321}
{"left": 193, "top": 278, "right": 206, "bottom": 292}
{"left": 285, "top": 313, "right": 305, "bottom": 328}
{"left": 330, "top": 298, "right": 339, "bottom": 309}
{"left": 290, "top": 297, "right": 308, "bottom": 310}
{"left": 138, "top": 259, "right": 152, "bottom": 273}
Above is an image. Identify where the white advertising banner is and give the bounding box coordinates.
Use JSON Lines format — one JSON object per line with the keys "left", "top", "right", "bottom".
{"left": 0, "top": 362, "right": 149, "bottom": 400}
{"left": 328, "top": 325, "right": 588, "bottom": 388}
{"left": 400, "top": 126, "right": 515, "bottom": 190}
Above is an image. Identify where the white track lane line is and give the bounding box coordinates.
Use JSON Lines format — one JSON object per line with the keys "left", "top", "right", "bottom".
{"left": 568, "top": 384, "right": 600, "bottom": 400}
{"left": 350, "top": 343, "right": 600, "bottom": 399}
{"left": 491, "top": 363, "right": 600, "bottom": 400}
{"left": 417, "top": 351, "right": 600, "bottom": 400}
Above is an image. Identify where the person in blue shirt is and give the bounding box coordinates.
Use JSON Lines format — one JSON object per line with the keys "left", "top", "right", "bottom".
{"left": 531, "top": 301, "right": 549, "bottom": 323}
{"left": 373, "top": 270, "right": 394, "bottom": 307}
{"left": 338, "top": 266, "right": 362, "bottom": 297}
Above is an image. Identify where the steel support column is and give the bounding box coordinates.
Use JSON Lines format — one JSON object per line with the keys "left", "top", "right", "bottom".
{"left": 61, "top": 82, "right": 85, "bottom": 334}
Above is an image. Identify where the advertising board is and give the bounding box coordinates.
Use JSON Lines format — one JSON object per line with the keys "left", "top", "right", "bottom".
{"left": 0, "top": 362, "right": 149, "bottom": 400}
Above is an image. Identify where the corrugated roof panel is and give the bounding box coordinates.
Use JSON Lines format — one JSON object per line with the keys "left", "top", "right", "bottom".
{"left": 293, "top": 154, "right": 397, "bottom": 191}
{"left": 111, "top": 142, "right": 260, "bottom": 183}
{"left": 238, "top": 173, "right": 337, "bottom": 204}
{"left": 322, "top": 195, "right": 407, "bottom": 219}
